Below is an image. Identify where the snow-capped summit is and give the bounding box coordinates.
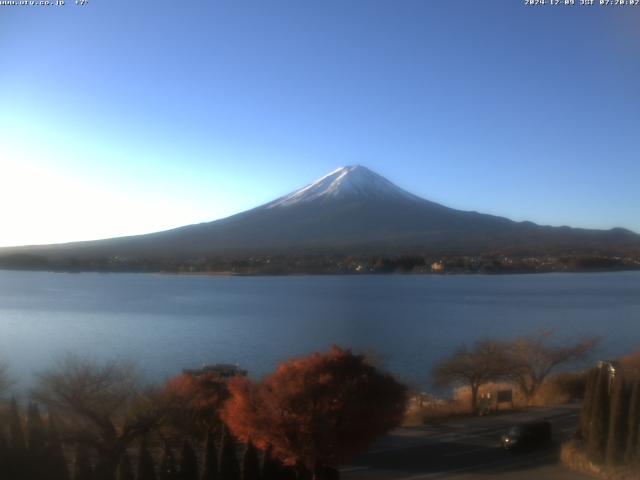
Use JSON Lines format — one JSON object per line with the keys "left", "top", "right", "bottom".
{"left": 266, "top": 165, "right": 418, "bottom": 208}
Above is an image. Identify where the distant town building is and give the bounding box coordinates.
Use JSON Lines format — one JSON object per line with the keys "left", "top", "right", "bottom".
{"left": 431, "top": 261, "right": 445, "bottom": 273}
{"left": 182, "top": 363, "right": 248, "bottom": 378}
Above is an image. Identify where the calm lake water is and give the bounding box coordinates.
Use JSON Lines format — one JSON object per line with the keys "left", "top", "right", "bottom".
{"left": 0, "top": 270, "right": 639, "bottom": 392}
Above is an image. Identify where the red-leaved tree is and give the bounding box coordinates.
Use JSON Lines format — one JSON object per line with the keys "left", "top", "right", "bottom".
{"left": 221, "top": 346, "right": 407, "bottom": 479}
{"left": 162, "top": 372, "right": 230, "bottom": 436}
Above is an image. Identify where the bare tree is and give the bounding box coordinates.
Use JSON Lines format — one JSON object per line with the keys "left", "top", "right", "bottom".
{"left": 503, "top": 331, "right": 600, "bottom": 402}
{"left": 32, "top": 355, "right": 164, "bottom": 480}
{"left": 432, "top": 340, "right": 508, "bottom": 410}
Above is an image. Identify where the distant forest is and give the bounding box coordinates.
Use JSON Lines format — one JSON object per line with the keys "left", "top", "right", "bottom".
{"left": 0, "top": 252, "right": 638, "bottom": 275}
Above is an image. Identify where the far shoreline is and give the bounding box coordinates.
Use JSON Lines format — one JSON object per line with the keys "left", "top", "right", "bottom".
{"left": 1, "top": 266, "right": 640, "bottom": 277}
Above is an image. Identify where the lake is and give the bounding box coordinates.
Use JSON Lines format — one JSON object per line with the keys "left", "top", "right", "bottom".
{"left": 0, "top": 270, "right": 639, "bottom": 393}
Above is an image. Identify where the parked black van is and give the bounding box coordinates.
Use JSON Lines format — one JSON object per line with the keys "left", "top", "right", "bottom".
{"left": 501, "top": 421, "right": 552, "bottom": 451}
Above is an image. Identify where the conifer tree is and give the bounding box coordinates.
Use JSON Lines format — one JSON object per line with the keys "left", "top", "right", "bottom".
{"left": 26, "top": 402, "right": 47, "bottom": 480}
{"left": 218, "top": 427, "right": 240, "bottom": 480}
{"left": 241, "top": 441, "right": 260, "bottom": 480}
{"left": 625, "top": 381, "right": 640, "bottom": 464}
{"left": 260, "top": 447, "right": 278, "bottom": 480}
{"left": 587, "top": 365, "right": 611, "bottom": 463}
{"left": 0, "top": 428, "right": 8, "bottom": 477}
{"left": 636, "top": 415, "right": 640, "bottom": 464}
{"left": 180, "top": 439, "right": 199, "bottom": 480}
{"left": 606, "top": 378, "right": 629, "bottom": 466}
{"left": 279, "top": 464, "right": 298, "bottom": 480}
{"left": 580, "top": 368, "right": 598, "bottom": 442}
{"left": 322, "top": 467, "right": 340, "bottom": 480}
{"left": 27, "top": 403, "right": 46, "bottom": 455}
{"left": 159, "top": 443, "right": 180, "bottom": 480}
{"left": 294, "top": 461, "right": 311, "bottom": 480}
{"left": 201, "top": 430, "right": 218, "bottom": 480}
{"left": 117, "top": 452, "right": 135, "bottom": 480}
{"left": 138, "top": 437, "right": 157, "bottom": 480}
{"left": 73, "top": 444, "right": 95, "bottom": 480}
{"left": 8, "top": 398, "right": 27, "bottom": 480}
{"left": 9, "top": 398, "right": 26, "bottom": 452}
{"left": 47, "top": 414, "right": 71, "bottom": 480}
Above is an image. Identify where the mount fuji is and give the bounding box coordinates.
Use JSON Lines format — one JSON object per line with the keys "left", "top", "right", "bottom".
{"left": 2, "top": 165, "right": 639, "bottom": 262}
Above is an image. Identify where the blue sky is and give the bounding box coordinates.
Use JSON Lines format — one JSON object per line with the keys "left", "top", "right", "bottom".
{"left": 1, "top": 0, "right": 639, "bottom": 246}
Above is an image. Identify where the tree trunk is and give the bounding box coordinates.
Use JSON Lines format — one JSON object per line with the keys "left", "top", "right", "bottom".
{"left": 525, "top": 381, "right": 538, "bottom": 404}
{"left": 470, "top": 384, "right": 479, "bottom": 412}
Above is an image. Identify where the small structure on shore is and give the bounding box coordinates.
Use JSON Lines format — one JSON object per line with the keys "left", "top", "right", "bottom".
{"left": 431, "top": 261, "right": 445, "bottom": 273}
{"left": 182, "top": 363, "right": 248, "bottom": 378}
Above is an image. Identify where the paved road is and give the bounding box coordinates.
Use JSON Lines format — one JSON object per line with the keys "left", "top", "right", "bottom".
{"left": 341, "top": 405, "right": 591, "bottom": 480}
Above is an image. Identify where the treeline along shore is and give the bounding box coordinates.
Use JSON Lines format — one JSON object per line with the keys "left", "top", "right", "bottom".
{"left": 0, "top": 347, "right": 405, "bottom": 480}
{"left": 0, "top": 331, "right": 620, "bottom": 480}
{"left": 1, "top": 252, "right": 639, "bottom": 275}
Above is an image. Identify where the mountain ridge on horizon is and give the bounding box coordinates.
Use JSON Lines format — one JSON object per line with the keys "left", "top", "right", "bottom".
{"left": 2, "top": 165, "right": 639, "bottom": 263}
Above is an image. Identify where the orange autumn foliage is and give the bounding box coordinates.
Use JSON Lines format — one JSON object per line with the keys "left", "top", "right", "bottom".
{"left": 163, "top": 372, "right": 231, "bottom": 433}
{"left": 221, "top": 346, "right": 407, "bottom": 472}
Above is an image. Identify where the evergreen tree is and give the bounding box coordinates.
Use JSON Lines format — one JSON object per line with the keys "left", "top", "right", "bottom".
{"left": 201, "top": 430, "right": 218, "bottom": 480}
{"left": 26, "top": 403, "right": 47, "bottom": 480}
{"left": 73, "top": 444, "right": 95, "bottom": 480}
{"left": 260, "top": 446, "right": 278, "bottom": 480}
{"left": 159, "top": 443, "right": 180, "bottom": 480}
{"left": 47, "top": 414, "right": 71, "bottom": 480}
{"left": 0, "top": 428, "right": 8, "bottom": 476}
{"left": 636, "top": 412, "right": 640, "bottom": 464}
{"left": 8, "top": 398, "right": 27, "bottom": 480}
{"left": 218, "top": 427, "right": 240, "bottom": 480}
{"left": 606, "top": 378, "right": 629, "bottom": 466}
{"left": 294, "top": 461, "right": 311, "bottom": 480}
{"left": 9, "top": 398, "right": 26, "bottom": 451}
{"left": 27, "top": 403, "right": 46, "bottom": 455}
{"left": 96, "top": 455, "right": 125, "bottom": 480}
{"left": 279, "top": 464, "right": 298, "bottom": 480}
{"left": 180, "top": 439, "right": 199, "bottom": 480}
{"left": 580, "top": 368, "right": 598, "bottom": 442}
{"left": 117, "top": 452, "right": 135, "bottom": 480}
{"left": 587, "top": 365, "right": 611, "bottom": 463}
{"left": 626, "top": 381, "right": 640, "bottom": 464}
{"left": 321, "top": 467, "right": 340, "bottom": 480}
{"left": 138, "top": 437, "right": 157, "bottom": 480}
{"left": 241, "top": 441, "right": 260, "bottom": 480}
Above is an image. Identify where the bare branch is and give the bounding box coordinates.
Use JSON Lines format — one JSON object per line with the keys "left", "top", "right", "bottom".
{"left": 432, "top": 340, "right": 509, "bottom": 409}
{"left": 502, "top": 331, "right": 601, "bottom": 401}
{"left": 32, "top": 354, "right": 162, "bottom": 478}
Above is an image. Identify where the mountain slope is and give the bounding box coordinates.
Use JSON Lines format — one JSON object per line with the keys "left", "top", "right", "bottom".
{"left": 2, "top": 165, "right": 639, "bottom": 260}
